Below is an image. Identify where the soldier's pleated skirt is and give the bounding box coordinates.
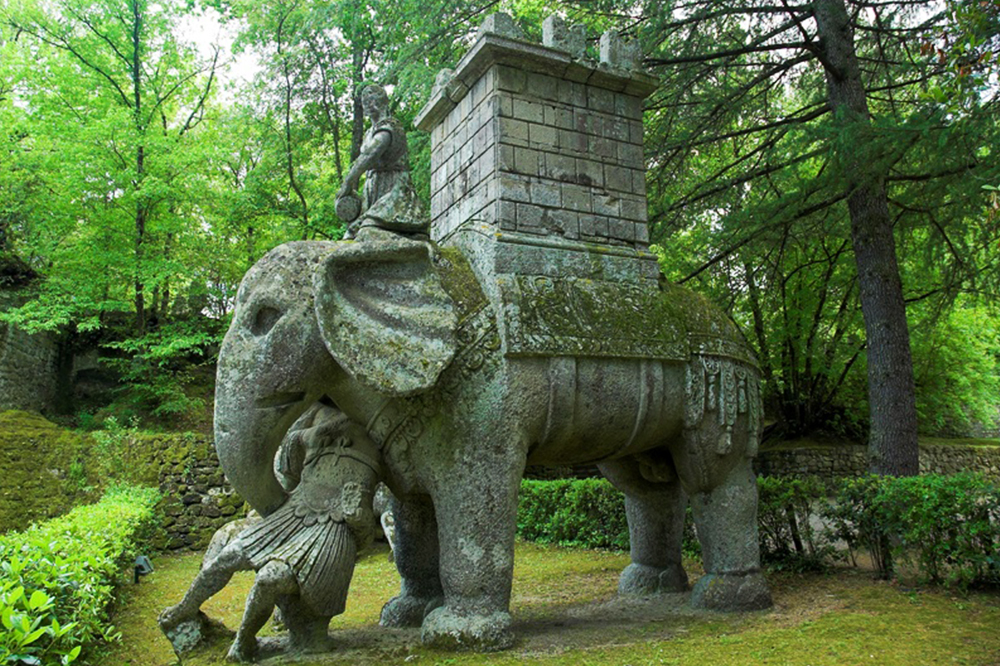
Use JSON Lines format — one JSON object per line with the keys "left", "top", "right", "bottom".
{"left": 239, "top": 502, "right": 357, "bottom": 617}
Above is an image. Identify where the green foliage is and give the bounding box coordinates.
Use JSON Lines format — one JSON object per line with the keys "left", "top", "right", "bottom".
{"left": 824, "top": 473, "right": 1000, "bottom": 588}
{"left": 518, "top": 479, "right": 699, "bottom": 555}
{"left": 910, "top": 301, "right": 1000, "bottom": 435}
{"left": 756, "top": 476, "right": 832, "bottom": 572}
{"left": 878, "top": 474, "right": 1000, "bottom": 588}
{"left": 823, "top": 475, "right": 893, "bottom": 575}
{"left": 102, "top": 320, "right": 220, "bottom": 421}
{"left": 518, "top": 479, "right": 630, "bottom": 551}
{"left": 89, "top": 417, "right": 144, "bottom": 482}
{"left": 0, "top": 486, "right": 160, "bottom": 665}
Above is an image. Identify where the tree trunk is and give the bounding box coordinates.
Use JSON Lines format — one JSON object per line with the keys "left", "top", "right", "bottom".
{"left": 812, "top": 0, "right": 919, "bottom": 476}
{"left": 132, "top": 0, "right": 146, "bottom": 334}
{"left": 350, "top": 42, "right": 366, "bottom": 161}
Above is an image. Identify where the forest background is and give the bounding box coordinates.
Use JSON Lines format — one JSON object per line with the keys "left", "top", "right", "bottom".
{"left": 0, "top": 0, "right": 998, "bottom": 466}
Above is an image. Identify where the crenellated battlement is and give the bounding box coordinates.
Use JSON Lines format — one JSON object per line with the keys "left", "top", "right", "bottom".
{"left": 416, "top": 13, "right": 658, "bottom": 284}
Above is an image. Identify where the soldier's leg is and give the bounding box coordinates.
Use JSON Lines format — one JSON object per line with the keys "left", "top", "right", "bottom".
{"left": 160, "top": 542, "right": 252, "bottom": 629}
{"left": 227, "top": 560, "right": 298, "bottom": 662}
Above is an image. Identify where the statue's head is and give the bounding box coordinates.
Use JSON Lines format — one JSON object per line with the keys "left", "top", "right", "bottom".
{"left": 361, "top": 85, "right": 389, "bottom": 120}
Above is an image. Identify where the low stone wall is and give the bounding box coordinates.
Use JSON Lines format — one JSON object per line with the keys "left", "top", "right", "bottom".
{"left": 0, "top": 411, "right": 245, "bottom": 549}
{"left": 141, "top": 434, "right": 246, "bottom": 551}
{"left": 755, "top": 443, "right": 1000, "bottom": 481}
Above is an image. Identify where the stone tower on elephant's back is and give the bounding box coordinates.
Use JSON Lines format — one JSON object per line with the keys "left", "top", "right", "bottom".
{"left": 415, "top": 13, "right": 660, "bottom": 302}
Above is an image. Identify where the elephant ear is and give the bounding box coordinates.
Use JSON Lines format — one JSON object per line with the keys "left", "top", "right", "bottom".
{"left": 314, "top": 239, "right": 458, "bottom": 397}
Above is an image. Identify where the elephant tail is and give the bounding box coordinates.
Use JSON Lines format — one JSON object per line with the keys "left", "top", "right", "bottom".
{"left": 684, "top": 356, "right": 762, "bottom": 458}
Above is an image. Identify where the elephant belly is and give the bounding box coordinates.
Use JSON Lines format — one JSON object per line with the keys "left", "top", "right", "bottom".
{"left": 523, "top": 357, "right": 685, "bottom": 466}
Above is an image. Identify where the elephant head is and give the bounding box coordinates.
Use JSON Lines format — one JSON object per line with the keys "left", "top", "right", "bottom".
{"left": 214, "top": 239, "right": 458, "bottom": 514}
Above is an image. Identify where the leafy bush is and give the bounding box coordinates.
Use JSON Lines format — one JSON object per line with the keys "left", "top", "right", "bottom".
{"left": 0, "top": 485, "right": 160, "bottom": 665}
{"left": 518, "top": 479, "right": 699, "bottom": 555}
{"left": 756, "top": 476, "right": 832, "bottom": 571}
{"left": 519, "top": 474, "right": 1000, "bottom": 590}
{"left": 519, "top": 479, "right": 629, "bottom": 550}
{"left": 824, "top": 473, "right": 1000, "bottom": 587}
{"left": 823, "top": 474, "right": 893, "bottom": 575}
{"left": 879, "top": 473, "right": 1000, "bottom": 588}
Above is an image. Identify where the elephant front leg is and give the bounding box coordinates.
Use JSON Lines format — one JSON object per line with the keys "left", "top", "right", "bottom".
{"left": 380, "top": 494, "right": 444, "bottom": 628}
{"left": 599, "top": 456, "right": 689, "bottom": 595}
{"left": 689, "top": 458, "right": 772, "bottom": 612}
{"left": 419, "top": 453, "right": 522, "bottom": 651}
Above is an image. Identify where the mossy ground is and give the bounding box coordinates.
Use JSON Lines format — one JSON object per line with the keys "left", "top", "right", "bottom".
{"left": 90, "top": 542, "right": 1000, "bottom": 666}
{"left": 0, "top": 410, "right": 98, "bottom": 532}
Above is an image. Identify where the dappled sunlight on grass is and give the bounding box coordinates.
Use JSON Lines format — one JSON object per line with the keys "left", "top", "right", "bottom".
{"left": 91, "top": 542, "right": 1000, "bottom": 666}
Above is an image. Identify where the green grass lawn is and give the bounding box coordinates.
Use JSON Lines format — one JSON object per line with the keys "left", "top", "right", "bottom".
{"left": 91, "top": 542, "right": 1000, "bottom": 666}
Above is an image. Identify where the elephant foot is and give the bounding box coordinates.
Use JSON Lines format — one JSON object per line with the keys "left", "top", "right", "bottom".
{"left": 420, "top": 606, "right": 513, "bottom": 651}
{"left": 690, "top": 572, "right": 772, "bottom": 612}
{"left": 380, "top": 594, "right": 443, "bottom": 628}
{"left": 618, "top": 563, "right": 689, "bottom": 595}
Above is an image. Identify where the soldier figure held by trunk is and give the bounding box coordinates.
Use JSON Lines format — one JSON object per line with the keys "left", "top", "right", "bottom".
{"left": 158, "top": 404, "right": 382, "bottom": 662}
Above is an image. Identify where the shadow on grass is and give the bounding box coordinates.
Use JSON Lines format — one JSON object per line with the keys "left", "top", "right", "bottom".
{"left": 91, "top": 542, "right": 1000, "bottom": 666}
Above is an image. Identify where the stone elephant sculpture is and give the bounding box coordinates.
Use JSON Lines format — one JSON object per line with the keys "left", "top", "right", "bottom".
{"left": 214, "top": 237, "right": 771, "bottom": 650}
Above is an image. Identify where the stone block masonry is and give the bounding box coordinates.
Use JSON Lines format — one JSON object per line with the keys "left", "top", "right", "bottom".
{"left": 0, "top": 291, "right": 58, "bottom": 413}
{"left": 428, "top": 65, "right": 648, "bottom": 246}
{"left": 417, "top": 15, "right": 660, "bottom": 287}
{"left": 147, "top": 434, "right": 247, "bottom": 551}
{"left": 754, "top": 443, "right": 1000, "bottom": 482}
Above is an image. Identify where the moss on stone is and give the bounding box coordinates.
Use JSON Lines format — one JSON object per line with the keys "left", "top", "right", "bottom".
{"left": 435, "top": 245, "right": 488, "bottom": 321}
{"left": 0, "top": 412, "right": 245, "bottom": 550}
{"left": 0, "top": 410, "right": 97, "bottom": 533}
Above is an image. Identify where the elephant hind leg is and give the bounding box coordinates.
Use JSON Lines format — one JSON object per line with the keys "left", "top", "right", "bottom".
{"left": 599, "top": 454, "right": 689, "bottom": 596}
{"left": 688, "top": 457, "right": 772, "bottom": 612}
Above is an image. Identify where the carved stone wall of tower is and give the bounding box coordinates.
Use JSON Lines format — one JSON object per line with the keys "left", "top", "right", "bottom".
{"left": 416, "top": 14, "right": 660, "bottom": 290}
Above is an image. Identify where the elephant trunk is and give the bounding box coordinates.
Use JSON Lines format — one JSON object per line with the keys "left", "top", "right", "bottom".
{"left": 213, "top": 330, "right": 318, "bottom": 516}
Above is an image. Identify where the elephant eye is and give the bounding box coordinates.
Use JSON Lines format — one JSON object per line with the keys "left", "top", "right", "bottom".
{"left": 250, "top": 305, "right": 282, "bottom": 336}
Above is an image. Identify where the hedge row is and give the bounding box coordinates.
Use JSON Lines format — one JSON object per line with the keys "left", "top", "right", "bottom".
{"left": 518, "top": 479, "right": 701, "bottom": 555}
{"left": 518, "top": 473, "right": 1000, "bottom": 588}
{"left": 0, "top": 485, "right": 160, "bottom": 665}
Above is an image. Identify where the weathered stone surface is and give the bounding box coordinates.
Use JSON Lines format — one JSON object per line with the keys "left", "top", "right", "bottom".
{"left": 599, "top": 29, "right": 643, "bottom": 71}
{"left": 478, "top": 12, "right": 525, "bottom": 41}
{"left": 205, "top": 12, "right": 771, "bottom": 657}
{"left": 542, "top": 15, "right": 586, "bottom": 59}
{"left": 161, "top": 405, "right": 379, "bottom": 662}
{"left": 0, "top": 292, "right": 58, "bottom": 413}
